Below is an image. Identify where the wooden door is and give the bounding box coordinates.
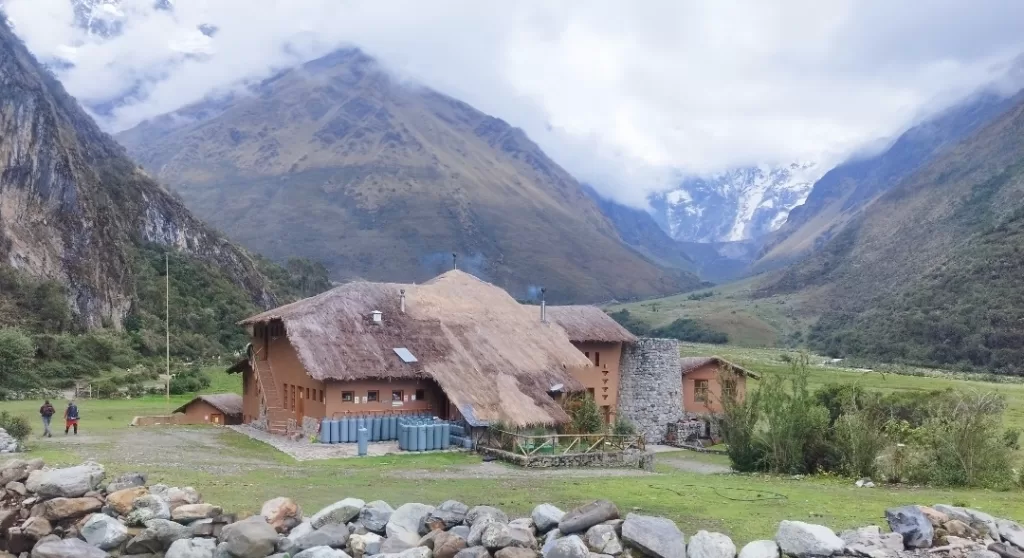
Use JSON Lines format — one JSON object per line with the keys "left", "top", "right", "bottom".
{"left": 296, "top": 389, "right": 305, "bottom": 421}
{"left": 210, "top": 413, "right": 223, "bottom": 425}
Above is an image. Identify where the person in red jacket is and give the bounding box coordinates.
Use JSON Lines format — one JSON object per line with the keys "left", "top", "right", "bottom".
{"left": 39, "top": 400, "right": 55, "bottom": 437}
{"left": 64, "top": 401, "right": 79, "bottom": 435}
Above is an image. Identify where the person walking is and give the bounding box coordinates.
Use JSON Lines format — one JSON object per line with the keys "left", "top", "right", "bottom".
{"left": 39, "top": 400, "right": 55, "bottom": 437}
{"left": 64, "top": 401, "right": 79, "bottom": 435}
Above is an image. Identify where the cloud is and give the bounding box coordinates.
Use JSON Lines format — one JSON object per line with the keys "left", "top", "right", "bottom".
{"left": 4, "top": 0, "right": 1024, "bottom": 207}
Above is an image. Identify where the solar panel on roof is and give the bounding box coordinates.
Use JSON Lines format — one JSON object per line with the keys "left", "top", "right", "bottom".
{"left": 394, "top": 347, "right": 418, "bottom": 363}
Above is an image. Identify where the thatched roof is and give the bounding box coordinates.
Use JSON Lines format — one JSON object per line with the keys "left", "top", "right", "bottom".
{"left": 680, "top": 356, "right": 761, "bottom": 379}
{"left": 174, "top": 394, "right": 243, "bottom": 416}
{"left": 542, "top": 305, "right": 637, "bottom": 343}
{"left": 239, "top": 271, "right": 589, "bottom": 427}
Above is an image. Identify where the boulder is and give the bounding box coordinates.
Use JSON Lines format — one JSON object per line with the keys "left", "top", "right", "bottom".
{"left": 967, "top": 551, "right": 1001, "bottom": 558}
{"left": 456, "top": 547, "right": 493, "bottom": 558}
{"left": 452, "top": 526, "right": 472, "bottom": 539}
{"left": 312, "top": 498, "right": 367, "bottom": 529}
{"left": 467, "top": 506, "right": 509, "bottom": 526}
{"left": 885, "top": 506, "right": 933, "bottom": 549}
{"left": 542, "top": 530, "right": 564, "bottom": 556}
{"left": 388, "top": 503, "right": 436, "bottom": 546}
{"left": 360, "top": 501, "right": 394, "bottom": 534}
{"left": 470, "top": 518, "right": 501, "bottom": 546}
{"left": 989, "top": 544, "right": 1024, "bottom": 558}
{"left": 30, "top": 497, "right": 103, "bottom": 521}
{"left": 918, "top": 507, "right": 951, "bottom": 529}
{"left": 262, "top": 497, "right": 302, "bottom": 533}
{"left": 381, "top": 537, "right": 416, "bottom": 554}
{"left": 510, "top": 519, "right": 537, "bottom": 536}
{"left": 376, "top": 548, "right": 433, "bottom": 558}
{"left": 21, "top": 517, "right": 52, "bottom": 540}
{"left": 998, "top": 520, "right": 1024, "bottom": 551}
{"left": 840, "top": 526, "right": 903, "bottom": 558}
{"left": 965, "top": 510, "right": 1000, "bottom": 540}
{"left": 218, "top": 517, "right": 279, "bottom": 558}
{"left": 0, "top": 507, "right": 17, "bottom": 532}
{"left": 161, "top": 487, "right": 202, "bottom": 511}
{"left": 288, "top": 521, "right": 315, "bottom": 541}
{"left": 294, "top": 547, "right": 352, "bottom": 558}
{"left": 126, "top": 495, "right": 172, "bottom": 526}
{"left": 106, "top": 473, "right": 147, "bottom": 494}
{"left": 621, "top": 514, "right": 686, "bottom": 558}
{"left": 435, "top": 532, "right": 469, "bottom": 558}
{"left": 293, "top": 523, "right": 350, "bottom": 551}
{"left": 349, "top": 532, "right": 384, "bottom": 557}
{"left": 420, "top": 530, "right": 445, "bottom": 550}
{"left": 944, "top": 520, "right": 978, "bottom": 539}
{"left": 30, "top": 538, "right": 109, "bottom": 558}
{"left": 425, "top": 501, "right": 470, "bottom": 533}
{"left": 166, "top": 537, "right": 218, "bottom": 558}
{"left": 775, "top": 520, "right": 843, "bottom": 558}
{"left": 543, "top": 535, "right": 589, "bottom": 558}
{"left": 174, "top": 504, "right": 223, "bottom": 524}
{"left": 25, "top": 462, "right": 105, "bottom": 498}
{"left": 559, "top": 502, "right": 619, "bottom": 535}
{"left": 0, "top": 458, "right": 32, "bottom": 485}
{"left": 738, "top": 540, "right": 779, "bottom": 558}
{"left": 584, "top": 524, "right": 622, "bottom": 555}
{"left": 496, "top": 549, "right": 540, "bottom": 558}
{"left": 82, "top": 513, "right": 130, "bottom": 550}
{"left": 481, "top": 523, "right": 536, "bottom": 551}
{"left": 108, "top": 487, "right": 149, "bottom": 516}
{"left": 6, "top": 480, "right": 27, "bottom": 496}
{"left": 6, "top": 526, "right": 33, "bottom": 555}
{"left": 125, "top": 518, "right": 191, "bottom": 554}
{"left": 532, "top": 505, "right": 565, "bottom": 535}
{"left": 688, "top": 531, "right": 735, "bottom": 558}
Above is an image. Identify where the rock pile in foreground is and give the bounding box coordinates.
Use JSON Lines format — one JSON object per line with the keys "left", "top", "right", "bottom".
{"left": 0, "top": 431, "right": 18, "bottom": 455}
{"left": 1, "top": 459, "right": 1023, "bottom": 558}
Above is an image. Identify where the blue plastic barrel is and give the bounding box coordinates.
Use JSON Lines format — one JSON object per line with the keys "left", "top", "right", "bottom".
{"left": 399, "top": 424, "right": 407, "bottom": 450}
{"left": 348, "top": 417, "right": 357, "bottom": 442}
{"left": 417, "top": 425, "right": 427, "bottom": 452}
{"left": 441, "top": 422, "right": 451, "bottom": 449}
{"left": 336, "top": 418, "right": 347, "bottom": 443}
{"left": 372, "top": 416, "right": 382, "bottom": 441}
{"left": 434, "top": 422, "right": 444, "bottom": 449}
{"left": 318, "top": 419, "right": 329, "bottom": 443}
{"left": 328, "top": 419, "right": 338, "bottom": 443}
{"left": 388, "top": 416, "right": 397, "bottom": 440}
{"left": 358, "top": 427, "right": 369, "bottom": 456}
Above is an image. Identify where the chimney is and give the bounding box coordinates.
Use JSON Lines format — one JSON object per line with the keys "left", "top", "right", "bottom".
{"left": 452, "top": 253, "right": 457, "bottom": 271}
{"left": 400, "top": 289, "right": 406, "bottom": 313}
{"left": 371, "top": 310, "right": 382, "bottom": 324}
{"left": 540, "top": 287, "right": 547, "bottom": 323}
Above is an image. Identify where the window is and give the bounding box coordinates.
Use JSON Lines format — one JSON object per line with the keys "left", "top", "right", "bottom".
{"left": 367, "top": 390, "right": 379, "bottom": 403}
{"left": 319, "top": 390, "right": 324, "bottom": 403}
{"left": 694, "top": 379, "right": 709, "bottom": 403}
{"left": 586, "top": 388, "right": 595, "bottom": 398}
{"left": 269, "top": 320, "right": 285, "bottom": 337}
{"left": 595, "top": 352, "right": 601, "bottom": 366}
{"left": 601, "top": 405, "right": 611, "bottom": 425}
{"left": 305, "top": 387, "right": 310, "bottom": 400}
{"left": 723, "top": 379, "right": 737, "bottom": 398}
{"left": 415, "top": 389, "right": 425, "bottom": 401}
{"left": 342, "top": 391, "right": 355, "bottom": 403}
{"left": 291, "top": 385, "right": 296, "bottom": 409}
{"left": 584, "top": 351, "right": 590, "bottom": 359}
{"left": 392, "top": 390, "right": 404, "bottom": 402}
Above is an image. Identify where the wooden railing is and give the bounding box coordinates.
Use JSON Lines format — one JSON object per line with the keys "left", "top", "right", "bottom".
{"left": 481, "top": 429, "right": 645, "bottom": 456}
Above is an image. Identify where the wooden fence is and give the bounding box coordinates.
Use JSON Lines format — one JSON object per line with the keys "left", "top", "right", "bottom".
{"left": 481, "top": 429, "right": 645, "bottom": 456}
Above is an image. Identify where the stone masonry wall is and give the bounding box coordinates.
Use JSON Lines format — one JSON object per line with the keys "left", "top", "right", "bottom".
{"left": 617, "top": 337, "right": 683, "bottom": 444}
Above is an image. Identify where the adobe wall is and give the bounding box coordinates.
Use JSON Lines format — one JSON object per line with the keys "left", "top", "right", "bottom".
{"left": 568, "top": 341, "right": 623, "bottom": 424}
{"left": 617, "top": 337, "right": 683, "bottom": 444}
{"left": 682, "top": 364, "right": 749, "bottom": 414}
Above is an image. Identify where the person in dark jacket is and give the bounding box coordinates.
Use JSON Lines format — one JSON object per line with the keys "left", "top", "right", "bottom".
{"left": 64, "top": 401, "right": 79, "bottom": 435}
{"left": 39, "top": 400, "right": 55, "bottom": 437}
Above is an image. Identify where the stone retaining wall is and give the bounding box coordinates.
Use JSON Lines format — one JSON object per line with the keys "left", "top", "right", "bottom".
{"left": 478, "top": 446, "right": 655, "bottom": 470}
{"left": 617, "top": 337, "right": 684, "bottom": 444}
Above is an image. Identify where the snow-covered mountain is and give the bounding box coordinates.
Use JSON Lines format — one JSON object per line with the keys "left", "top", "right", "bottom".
{"left": 648, "top": 162, "right": 825, "bottom": 243}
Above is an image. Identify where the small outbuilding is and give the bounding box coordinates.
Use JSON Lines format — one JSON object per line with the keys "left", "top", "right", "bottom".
{"left": 173, "top": 394, "right": 244, "bottom": 425}
{"left": 680, "top": 356, "right": 760, "bottom": 414}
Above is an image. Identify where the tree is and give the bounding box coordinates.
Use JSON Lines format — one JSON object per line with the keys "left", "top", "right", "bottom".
{"left": 0, "top": 328, "right": 35, "bottom": 390}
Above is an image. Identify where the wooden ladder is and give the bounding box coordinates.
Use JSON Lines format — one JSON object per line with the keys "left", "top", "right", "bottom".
{"left": 250, "top": 350, "right": 290, "bottom": 435}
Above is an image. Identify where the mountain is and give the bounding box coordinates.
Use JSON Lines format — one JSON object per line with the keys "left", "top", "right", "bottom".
{"left": 760, "top": 91, "right": 1024, "bottom": 373}
{"left": 0, "top": 16, "right": 275, "bottom": 329}
{"left": 756, "top": 90, "right": 1024, "bottom": 271}
{"left": 648, "top": 162, "right": 823, "bottom": 243}
{"left": 115, "top": 49, "right": 700, "bottom": 303}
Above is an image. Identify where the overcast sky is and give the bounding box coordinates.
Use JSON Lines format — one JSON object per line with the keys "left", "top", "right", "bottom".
{"left": 5, "top": 0, "right": 1024, "bottom": 205}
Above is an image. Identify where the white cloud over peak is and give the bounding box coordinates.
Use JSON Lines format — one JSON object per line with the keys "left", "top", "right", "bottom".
{"left": 4, "top": 0, "right": 1024, "bottom": 206}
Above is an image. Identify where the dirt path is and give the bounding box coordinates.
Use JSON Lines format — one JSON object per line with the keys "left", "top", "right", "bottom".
{"left": 657, "top": 455, "right": 732, "bottom": 474}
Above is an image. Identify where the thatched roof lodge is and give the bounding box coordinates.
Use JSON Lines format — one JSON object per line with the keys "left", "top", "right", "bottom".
{"left": 543, "top": 305, "right": 637, "bottom": 343}
{"left": 238, "top": 270, "right": 590, "bottom": 428}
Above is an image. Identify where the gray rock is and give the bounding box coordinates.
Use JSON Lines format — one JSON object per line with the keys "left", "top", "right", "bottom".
{"left": 532, "top": 506, "right": 565, "bottom": 535}
{"left": 294, "top": 523, "right": 350, "bottom": 551}
{"left": 388, "top": 504, "right": 437, "bottom": 546}
{"left": 542, "top": 530, "right": 564, "bottom": 556}
{"left": 288, "top": 521, "right": 315, "bottom": 541}
{"left": 360, "top": 501, "right": 394, "bottom": 534}
{"left": 990, "top": 543, "right": 1024, "bottom": 558}
{"left": 261, "top": 497, "right": 303, "bottom": 533}
{"left": 278, "top": 536, "right": 299, "bottom": 555}
{"left": 455, "top": 547, "right": 493, "bottom": 558}
{"left": 6, "top": 480, "right": 27, "bottom": 496}
{"left": 933, "top": 505, "right": 973, "bottom": 525}
{"left": 21, "top": 517, "right": 52, "bottom": 540}
{"left": 375, "top": 548, "right": 433, "bottom": 558}
{"left": 967, "top": 551, "right": 1001, "bottom": 558}
{"left": 24, "top": 462, "right": 105, "bottom": 499}
{"left": 467, "top": 506, "right": 509, "bottom": 526}
{"left": 584, "top": 524, "right": 622, "bottom": 555}
{"left": 543, "top": 535, "right": 589, "bottom": 558}
{"left": 0, "top": 458, "right": 32, "bottom": 485}
{"left": 166, "top": 537, "right": 218, "bottom": 558}
{"left": 420, "top": 530, "right": 445, "bottom": 550}
{"left": 312, "top": 499, "right": 366, "bottom": 529}
{"left": 510, "top": 519, "right": 536, "bottom": 536}
{"left": 381, "top": 537, "right": 415, "bottom": 554}
{"left": 495, "top": 549, "right": 539, "bottom": 558}
{"left": 998, "top": 520, "right": 1024, "bottom": 551}
{"left": 452, "top": 526, "right": 471, "bottom": 539}
{"left": 738, "top": 540, "right": 778, "bottom": 558}
{"left": 481, "top": 524, "right": 535, "bottom": 551}
{"left": 165, "top": 486, "right": 203, "bottom": 511}
{"left": 621, "top": 514, "right": 686, "bottom": 558}
{"left": 965, "top": 509, "right": 1000, "bottom": 540}
{"left": 127, "top": 495, "right": 172, "bottom": 526}
{"left": 559, "top": 502, "right": 619, "bottom": 535}
{"left": 349, "top": 532, "right": 384, "bottom": 557}
{"left": 470, "top": 519, "right": 500, "bottom": 547}
{"left": 219, "top": 516, "right": 279, "bottom": 558}
{"left": 885, "top": 506, "right": 933, "bottom": 549}
{"left": 688, "top": 531, "right": 735, "bottom": 558}
{"left": 294, "top": 546, "right": 352, "bottom": 558}
{"left": 427, "top": 501, "right": 469, "bottom": 531}
{"left": 82, "top": 513, "right": 130, "bottom": 550}
{"left": 125, "top": 519, "right": 191, "bottom": 554}
{"left": 106, "top": 472, "right": 147, "bottom": 493}
{"left": 174, "top": 504, "right": 223, "bottom": 524}
{"left": 435, "top": 532, "right": 469, "bottom": 558}
{"left": 840, "top": 526, "right": 903, "bottom": 558}
{"left": 30, "top": 538, "right": 109, "bottom": 558}
{"left": 775, "top": 521, "right": 843, "bottom": 557}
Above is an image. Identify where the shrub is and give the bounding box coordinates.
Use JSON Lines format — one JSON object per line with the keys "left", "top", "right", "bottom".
{"left": 0, "top": 328, "right": 36, "bottom": 390}
{"left": 169, "top": 364, "right": 211, "bottom": 395}
{"left": 833, "top": 409, "right": 888, "bottom": 478}
{"left": 0, "top": 411, "right": 31, "bottom": 441}
{"left": 914, "top": 391, "right": 1013, "bottom": 487}
{"left": 568, "top": 395, "right": 604, "bottom": 435}
{"left": 612, "top": 417, "right": 636, "bottom": 437}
